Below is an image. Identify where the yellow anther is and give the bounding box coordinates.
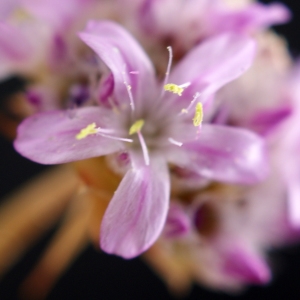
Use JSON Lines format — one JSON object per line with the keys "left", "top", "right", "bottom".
{"left": 76, "top": 123, "right": 98, "bottom": 140}
{"left": 129, "top": 119, "right": 145, "bottom": 135}
{"left": 193, "top": 103, "right": 203, "bottom": 127}
{"left": 164, "top": 84, "right": 184, "bottom": 96}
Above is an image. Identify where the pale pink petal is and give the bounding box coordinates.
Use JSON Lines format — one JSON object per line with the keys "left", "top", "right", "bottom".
{"left": 100, "top": 155, "right": 170, "bottom": 258}
{"left": 79, "top": 20, "right": 156, "bottom": 110}
{"left": 14, "top": 107, "right": 123, "bottom": 164}
{"left": 167, "top": 33, "right": 256, "bottom": 105}
{"left": 169, "top": 124, "right": 268, "bottom": 184}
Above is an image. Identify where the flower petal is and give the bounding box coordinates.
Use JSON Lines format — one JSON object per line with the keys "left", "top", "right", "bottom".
{"left": 0, "top": 0, "right": 18, "bottom": 19}
{"left": 21, "top": 0, "right": 94, "bottom": 30}
{"left": 287, "top": 179, "right": 300, "bottom": 228}
{"left": 163, "top": 202, "right": 191, "bottom": 238}
{"left": 211, "top": 3, "right": 291, "bottom": 34}
{"left": 170, "top": 124, "right": 268, "bottom": 184}
{"left": 100, "top": 155, "right": 170, "bottom": 259}
{"left": 0, "top": 23, "right": 32, "bottom": 61}
{"left": 79, "top": 20, "right": 156, "bottom": 110}
{"left": 223, "top": 247, "right": 271, "bottom": 284}
{"left": 167, "top": 33, "right": 256, "bottom": 105}
{"left": 14, "top": 107, "right": 123, "bottom": 164}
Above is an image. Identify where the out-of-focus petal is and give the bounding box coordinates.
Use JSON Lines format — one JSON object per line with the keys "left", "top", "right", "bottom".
{"left": 211, "top": 3, "right": 291, "bottom": 34}
{"left": 21, "top": 0, "right": 95, "bottom": 30}
{"left": 164, "top": 202, "right": 191, "bottom": 238}
{"left": 0, "top": 21, "right": 52, "bottom": 79}
{"left": 0, "top": 0, "right": 18, "bottom": 19}
{"left": 79, "top": 20, "right": 156, "bottom": 110}
{"left": 170, "top": 124, "right": 268, "bottom": 184}
{"left": 248, "top": 106, "right": 292, "bottom": 136}
{"left": 287, "top": 179, "right": 300, "bottom": 228}
{"left": 100, "top": 155, "right": 170, "bottom": 259}
{"left": 223, "top": 247, "right": 271, "bottom": 284}
{"left": 0, "top": 23, "right": 32, "bottom": 61}
{"left": 167, "top": 33, "right": 256, "bottom": 105}
{"left": 14, "top": 107, "right": 123, "bottom": 164}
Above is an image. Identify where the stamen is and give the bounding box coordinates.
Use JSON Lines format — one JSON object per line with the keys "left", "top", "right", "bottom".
{"left": 179, "top": 92, "right": 200, "bottom": 115}
{"left": 164, "top": 84, "right": 184, "bottom": 96}
{"left": 178, "top": 82, "right": 191, "bottom": 88}
{"left": 129, "top": 119, "right": 145, "bottom": 135}
{"left": 163, "top": 46, "right": 173, "bottom": 87}
{"left": 193, "top": 102, "right": 203, "bottom": 127}
{"left": 160, "top": 46, "right": 173, "bottom": 98}
{"left": 168, "top": 138, "right": 183, "bottom": 147}
{"left": 128, "top": 119, "right": 149, "bottom": 165}
{"left": 164, "top": 82, "right": 190, "bottom": 96}
{"left": 76, "top": 123, "right": 132, "bottom": 143}
{"left": 99, "top": 133, "right": 133, "bottom": 143}
{"left": 122, "top": 68, "right": 135, "bottom": 111}
{"left": 97, "top": 128, "right": 116, "bottom": 134}
{"left": 137, "top": 131, "right": 150, "bottom": 165}
{"left": 76, "top": 123, "right": 98, "bottom": 140}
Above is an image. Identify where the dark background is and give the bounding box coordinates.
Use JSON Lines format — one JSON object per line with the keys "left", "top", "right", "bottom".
{"left": 1, "top": 0, "right": 300, "bottom": 299}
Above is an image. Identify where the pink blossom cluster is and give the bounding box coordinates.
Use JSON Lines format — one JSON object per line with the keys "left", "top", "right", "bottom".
{"left": 1, "top": 0, "right": 300, "bottom": 293}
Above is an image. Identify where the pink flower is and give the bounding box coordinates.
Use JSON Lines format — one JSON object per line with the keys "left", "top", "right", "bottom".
{"left": 214, "top": 31, "right": 293, "bottom": 136}
{"left": 129, "top": 0, "right": 290, "bottom": 54}
{"left": 14, "top": 21, "right": 267, "bottom": 258}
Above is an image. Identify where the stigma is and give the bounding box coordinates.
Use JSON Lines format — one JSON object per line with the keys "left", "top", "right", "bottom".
{"left": 193, "top": 103, "right": 203, "bottom": 127}
{"left": 129, "top": 119, "right": 145, "bottom": 135}
{"left": 76, "top": 123, "right": 98, "bottom": 140}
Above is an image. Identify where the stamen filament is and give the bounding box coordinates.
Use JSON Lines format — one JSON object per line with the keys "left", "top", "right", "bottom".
{"left": 160, "top": 46, "right": 173, "bottom": 98}
{"left": 137, "top": 131, "right": 150, "bottom": 165}
{"left": 164, "top": 46, "right": 173, "bottom": 87}
{"left": 99, "top": 133, "right": 133, "bottom": 143}
{"left": 168, "top": 138, "right": 183, "bottom": 147}
{"left": 178, "top": 82, "right": 191, "bottom": 88}
{"left": 97, "top": 128, "right": 116, "bottom": 134}
{"left": 122, "top": 68, "right": 135, "bottom": 111}
{"left": 76, "top": 123, "right": 133, "bottom": 143}
{"left": 179, "top": 92, "right": 200, "bottom": 115}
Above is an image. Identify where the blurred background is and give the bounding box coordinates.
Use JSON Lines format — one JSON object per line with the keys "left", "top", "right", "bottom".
{"left": 1, "top": 0, "right": 300, "bottom": 299}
